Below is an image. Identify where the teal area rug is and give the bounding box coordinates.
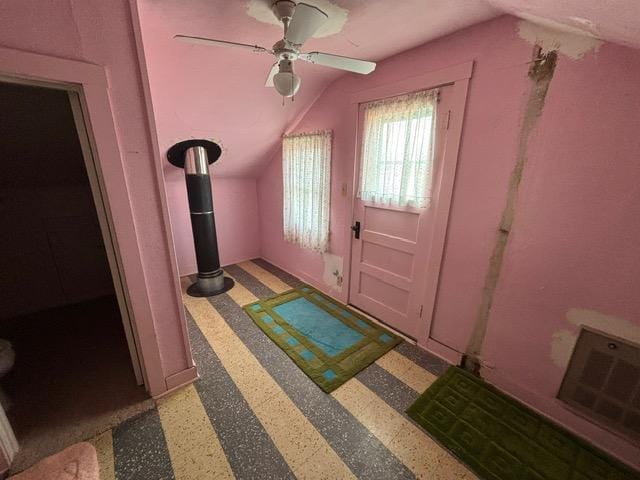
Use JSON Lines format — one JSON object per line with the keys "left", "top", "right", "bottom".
{"left": 243, "top": 285, "right": 401, "bottom": 392}
{"left": 407, "top": 367, "right": 640, "bottom": 480}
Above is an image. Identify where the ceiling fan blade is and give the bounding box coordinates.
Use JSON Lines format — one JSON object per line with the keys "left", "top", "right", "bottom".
{"left": 174, "top": 35, "right": 270, "bottom": 54}
{"left": 265, "top": 63, "right": 279, "bottom": 87}
{"left": 285, "top": 3, "right": 328, "bottom": 46}
{"left": 300, "top": 52, "right": 376, "bottom": 74}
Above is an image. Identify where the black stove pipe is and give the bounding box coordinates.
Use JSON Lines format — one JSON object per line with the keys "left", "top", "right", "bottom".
{"left": 167, "top": 139, "right": 234, "bottom": 297}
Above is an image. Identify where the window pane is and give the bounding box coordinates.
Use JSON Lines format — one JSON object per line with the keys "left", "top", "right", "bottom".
{"left": 282, "top": 131, "right": 331, "bottom": 252}
{"left": 358, "top": 89, "right": 438, "bottom": 208}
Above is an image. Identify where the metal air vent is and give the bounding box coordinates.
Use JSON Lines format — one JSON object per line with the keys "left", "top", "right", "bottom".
{"left": 558, "top": 328, "right": 640, "bottom": 443}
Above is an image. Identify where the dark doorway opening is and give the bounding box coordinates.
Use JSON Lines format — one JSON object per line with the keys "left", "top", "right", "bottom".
{"left": 0, "top": 82, "right": 152, "bottom": 472}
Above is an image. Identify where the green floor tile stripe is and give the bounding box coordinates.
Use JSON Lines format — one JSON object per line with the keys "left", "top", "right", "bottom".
{"left": 243, "top": 285, "right": 401, "bottom": 392}
{"left": 407, "top": 367, "right": 639, "bottom": 480}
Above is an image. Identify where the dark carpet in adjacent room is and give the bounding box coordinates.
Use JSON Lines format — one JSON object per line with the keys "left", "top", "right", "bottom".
{"left": 1, "top": 296, "right": 153, "bottom": 472}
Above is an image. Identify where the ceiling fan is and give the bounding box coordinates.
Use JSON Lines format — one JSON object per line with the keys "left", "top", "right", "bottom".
{"left": 175, "top": 0, "right": 376, "bottom": 98}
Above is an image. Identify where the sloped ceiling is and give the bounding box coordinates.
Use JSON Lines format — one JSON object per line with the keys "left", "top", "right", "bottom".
{"left": 138, "top": 0, "right": 499, "bottom": 177}
{"left": 485, "top": 0, "right": 640, "bottom": 49}
{"left": 137, "top": 0, "right": 640, "bottom": 178}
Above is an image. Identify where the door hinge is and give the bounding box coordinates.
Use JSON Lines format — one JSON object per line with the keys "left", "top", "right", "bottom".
{"left": 419, "top": 305, "right": 424, "bottom": 317}
{"left": 446, "top": 110, "right": 451, "bottom": 130}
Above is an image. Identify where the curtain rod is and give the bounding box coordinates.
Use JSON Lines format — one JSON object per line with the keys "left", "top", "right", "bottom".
{"left": 363, "top": 87, "right": 440, "bottom": 108}
{"left": 282, "top": 129, "right": 332, "bottom": 139}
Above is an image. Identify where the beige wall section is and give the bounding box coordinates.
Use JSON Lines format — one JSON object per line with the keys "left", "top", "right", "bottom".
{"left": 517, "top": 19, "right": 603, "bottom": 58}
{"left": 551, "top": 309, "right": 640, "bottom": 369}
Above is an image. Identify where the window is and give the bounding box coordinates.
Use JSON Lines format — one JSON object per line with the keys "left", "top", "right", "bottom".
{"left": 282, "top": 130, "right": 331, "bottom": 252}
{"left": 358, "top": 89, "right": 438, "bottom": 208}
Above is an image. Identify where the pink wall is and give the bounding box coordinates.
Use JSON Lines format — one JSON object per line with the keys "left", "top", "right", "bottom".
{"left": 135, "top": 1, "right": 267, "bottom": 270}
{"left": 257, "top": 15, "right": 640, "bottom": 466}
{"left": 482, "top": 39, "right": 640, "bottom": 465}
{"left": 259, "top": 15, "right": 531, "bottom": 346}
{"left": 165, "top": 173, "right": 261, "bottom": 275}
{"left": 0, "top": 0, "right": 195, "bottom": 396}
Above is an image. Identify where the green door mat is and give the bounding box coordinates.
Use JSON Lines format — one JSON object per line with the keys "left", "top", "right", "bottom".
{"left": 243, "top": 285, "right": 401, "bottom": 392}
{"left": 407, "top": 367, "right": 639, "bottom": 480}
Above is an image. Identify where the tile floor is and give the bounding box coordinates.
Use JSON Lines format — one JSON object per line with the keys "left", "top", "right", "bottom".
{"left": 77, "top": 260, "right": 475, "bottom": 479}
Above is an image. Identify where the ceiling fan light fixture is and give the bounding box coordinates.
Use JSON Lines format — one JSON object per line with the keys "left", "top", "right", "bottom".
{"left": 175, "top": 2, "right": 377, "bottom": 98}
{"left": 273, "top": 71, "right": 301, "bottom": 97}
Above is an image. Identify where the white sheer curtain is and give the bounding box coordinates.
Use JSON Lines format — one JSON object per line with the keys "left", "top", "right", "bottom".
{"left": 358, "top": 89, "right": 438, "bottom": 208}
{"left": 282, "top": 130, "right": 331, "bottom": 252}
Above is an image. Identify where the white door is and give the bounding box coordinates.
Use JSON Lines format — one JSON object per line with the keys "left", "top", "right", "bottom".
{"left": 349, "top": 86, "right": 451, "bottom": 339}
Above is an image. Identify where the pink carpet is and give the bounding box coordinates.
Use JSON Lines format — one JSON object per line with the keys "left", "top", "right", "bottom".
{"left": 10, "top": 442, "right": 99, "bottom": 480}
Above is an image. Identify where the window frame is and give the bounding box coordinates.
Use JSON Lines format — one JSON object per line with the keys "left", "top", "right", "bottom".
{"left": 357, "top": 89, "right": 438, "bottom": 209}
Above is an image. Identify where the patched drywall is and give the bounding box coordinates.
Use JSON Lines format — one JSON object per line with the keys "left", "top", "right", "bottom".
{"left": 485, "top": 0, "right": 640, "bottom": 49}
{"left": 465, "top": 47, "right": 557, "bottom": 372}
{"left": 518, "top": 19, "right": 602, "bottom": 59}
{"left": 551, "top": 309, "right": 640, "bottom": 368}
{"left": 321, "top": 252, "right": 343, "bottom": 291}
{"left": 478, "top": 23, "right": 640, "bottom": 467}
{"left": 246, "top": 0, "right": 348, "bottom": 38}
{"left": 517, "top": 12, "right": 600, "bottom": 39}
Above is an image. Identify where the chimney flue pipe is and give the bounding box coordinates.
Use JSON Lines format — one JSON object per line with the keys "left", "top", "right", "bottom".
{"left": 167, "top": 139, "right": 234, "bottom": 297}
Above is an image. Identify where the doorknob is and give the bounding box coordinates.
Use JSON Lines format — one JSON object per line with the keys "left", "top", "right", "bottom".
{"left": 351, "top": 221, "right": 361, "bottom": 239}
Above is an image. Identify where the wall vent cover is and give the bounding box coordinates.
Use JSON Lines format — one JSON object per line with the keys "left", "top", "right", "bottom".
{"left": 558, "top": 328, "right": 640, "bottom": 443}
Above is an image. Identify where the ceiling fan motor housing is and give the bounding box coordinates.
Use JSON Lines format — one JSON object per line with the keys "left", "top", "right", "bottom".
{"left": 175, "top": 1, "right": 376, "bottom": 98}
{"left": 272, "top": 0, "right": 296, "bottom": 22}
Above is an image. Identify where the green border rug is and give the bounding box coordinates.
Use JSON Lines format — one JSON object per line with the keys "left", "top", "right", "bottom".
{"left": 243, "top": 285, "right": 401, "bottom": 392}
{"left": 407, "top": 367, "right": 639, "bottom": 480}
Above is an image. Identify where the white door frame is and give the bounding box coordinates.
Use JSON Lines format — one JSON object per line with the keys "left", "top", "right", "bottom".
{"left": 0, "top": 75, "right": 145, "bottom": 385}
{"left": 345, "top": 62, "right": 473, "bottom": 364}
{"left": 347, "top": 87, "right": 452, "bottom": 340}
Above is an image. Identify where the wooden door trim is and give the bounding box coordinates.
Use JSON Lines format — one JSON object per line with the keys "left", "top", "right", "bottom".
{"left": 345, "top": 61, "right": 474, "bottom": 351}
